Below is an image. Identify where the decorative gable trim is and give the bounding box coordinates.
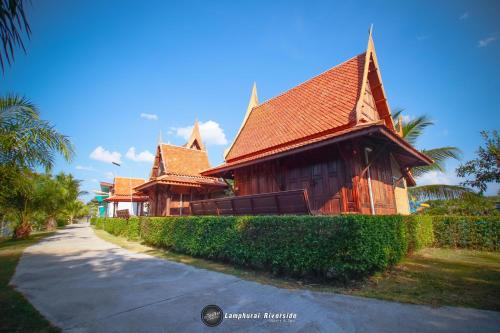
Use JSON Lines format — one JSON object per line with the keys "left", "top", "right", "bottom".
{"left": 224, "top": 82, "right": 259, "bottom": 159}
{"left": 355, "top": 26, "right": 396, "bottom": 131}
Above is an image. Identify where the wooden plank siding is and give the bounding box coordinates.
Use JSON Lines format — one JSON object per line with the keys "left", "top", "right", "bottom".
{"left": 232, "top": 139, "right": 397, "bottom": 215}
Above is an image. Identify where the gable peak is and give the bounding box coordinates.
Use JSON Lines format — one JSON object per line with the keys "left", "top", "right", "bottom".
{"left": 185, "top": 119, "right": 205, "bottom": 151}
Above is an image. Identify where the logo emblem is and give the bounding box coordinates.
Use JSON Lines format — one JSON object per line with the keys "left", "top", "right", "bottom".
{"left": 201, "top": 305, "right": 223, "bottom": 327}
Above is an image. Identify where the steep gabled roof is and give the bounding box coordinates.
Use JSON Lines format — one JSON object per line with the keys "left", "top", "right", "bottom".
{"left": 113, "top": 177, "right": 146, "bottom": 196}
{"left": 223, "top": 30, "right": 399, "bottom": 164}
{"left": 159, "top": 144, "right": 211, "bottom": 176}
{"left": 224, "top": 53, "right": 366, "bottom": 162}
{"left": 105, "top": 177, "right": 149, "bottom": 202}
{"left": 204, "top": 30, "right": 430, "bottom": 176}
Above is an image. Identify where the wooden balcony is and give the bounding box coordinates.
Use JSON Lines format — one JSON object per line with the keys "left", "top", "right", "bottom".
{"left": 190, "top": 189, "right": 311, "bottom": 216}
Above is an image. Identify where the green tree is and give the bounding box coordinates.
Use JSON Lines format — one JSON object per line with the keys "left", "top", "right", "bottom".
{"left": 456, "top": 130, "right": 500, "bottom": 194}
{"left": 392, "top": 109, "right": 469, "bottom": 201}
{"left": 0, "top": 0, "right": 31, "bottom": 71}
{"left": 0, "top": 94, "right": 74, "bottom": 169}
{"left": 0, "top": 95, "right": 75, "bottom": 237}
{"left": 63, "top": 200, "right": 89, "bottom": 224}
{"left": 0, "top": 170, "right": 45, "bottom": 238}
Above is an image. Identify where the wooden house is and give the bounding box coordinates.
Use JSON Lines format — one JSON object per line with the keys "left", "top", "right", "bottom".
{"left": 134, "top": 121, "right": 227, "bottom": 216}
{"left": 200, "top": 31, "right": 432, "bottom": 215}
{"left": 104, "top": 177, "right": 148, "bottom": 217}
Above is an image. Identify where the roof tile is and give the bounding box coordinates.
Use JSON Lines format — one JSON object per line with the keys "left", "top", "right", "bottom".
{"left": 226, "top": 53, "right": 366, "bottom": 162}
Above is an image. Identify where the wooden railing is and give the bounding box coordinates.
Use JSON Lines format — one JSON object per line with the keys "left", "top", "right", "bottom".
{"left": 190, "top": 189, "right": 311, "bottom": 216}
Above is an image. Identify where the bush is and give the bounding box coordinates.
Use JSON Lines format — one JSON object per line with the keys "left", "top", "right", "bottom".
{"left": 127, "top": 217, "right": 141, "bottom": 240}
{"left": 432, "top": 216, "right": 499, "bottom": 251}
{"left": 138, "top": 215, "right": 407, "bottom": 280}
{"left": 404, "top": 215, "right": 434, "bottom": 253}
{"left": 92, "top": 216, "right": 142, "bottom": 241}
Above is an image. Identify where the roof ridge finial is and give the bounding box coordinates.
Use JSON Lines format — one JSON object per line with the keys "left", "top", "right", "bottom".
{"left": 186, "top": 118, "right": 205, "bottom": 151}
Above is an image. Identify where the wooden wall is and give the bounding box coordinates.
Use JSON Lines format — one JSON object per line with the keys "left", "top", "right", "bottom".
{"left": 146, "top": 185, "right": 223, "bottom": 216}
{"left": 233, "top": 140, "right": 397, "bottom": 215}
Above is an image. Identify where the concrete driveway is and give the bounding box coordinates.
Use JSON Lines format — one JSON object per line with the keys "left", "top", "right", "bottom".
{"left": 10, "top": 224, "right": 500, "bottom": 333}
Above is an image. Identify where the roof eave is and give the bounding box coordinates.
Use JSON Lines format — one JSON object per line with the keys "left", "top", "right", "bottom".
{"left": 202, "top": 125, "right": 431, "bottom": 177}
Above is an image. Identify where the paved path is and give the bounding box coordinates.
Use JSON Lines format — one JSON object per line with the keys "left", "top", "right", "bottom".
{"left": 11, "top": 224, "right": 500, "bottom": 333}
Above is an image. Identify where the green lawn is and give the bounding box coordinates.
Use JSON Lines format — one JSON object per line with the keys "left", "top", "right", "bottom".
{"left": 0, "top": 232, "right": 60, "bottom": 333}
{"left": 94, "top": 228, "right": 500, "bottom": 311}
{"left": 353, "top": 248, "right": 500, "bottom": 311}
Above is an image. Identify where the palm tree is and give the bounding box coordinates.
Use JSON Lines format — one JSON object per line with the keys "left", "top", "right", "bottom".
{"left": 0, "top": 170, "right": 44, "bottom": 238}
{"left": 0, "top": 0, "right": 31, "bottom": 72}
{"left": 0, "top": 94, "right": 74, "bottom": 169}
{"left": 0, "top": 94, "right": 74, "bottom": 237}
{"left": 392, "top": 109, "right": 470, "bottom": 201}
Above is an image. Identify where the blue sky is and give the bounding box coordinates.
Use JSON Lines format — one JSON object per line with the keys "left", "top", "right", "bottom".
{"left": 2, "top": 0, "right": 499, "bottom": 200}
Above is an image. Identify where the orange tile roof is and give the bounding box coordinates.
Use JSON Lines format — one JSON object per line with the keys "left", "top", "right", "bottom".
{"left": 160, "top": 144, "right": 211, "bottom": 176}
{"left": 113, "top": 177, "right": 146, "bottom": 196}
{"left": 136, "top": 172, "right": 226, "bottom": 191}
{"left": 104, "top": 195, "right": 148, "bottom": 202}
{"left": 225, "top": 53, "right": 366, "bottom": 162}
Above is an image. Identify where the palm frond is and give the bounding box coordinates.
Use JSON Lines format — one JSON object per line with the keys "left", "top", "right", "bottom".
{"left": 0, "top": 0, "right": 31, "bottom": 72}
{"left": 0, "top": 94, "right": 74, "bottom": 169}
{"left": 402, "top": 115, "right": 434, "bottom": 145}
{"left": 412, "top": 147, "right": 462, "bottom": 177}
{"left": 408, "top": 184, "right": 472, "bottom": 201}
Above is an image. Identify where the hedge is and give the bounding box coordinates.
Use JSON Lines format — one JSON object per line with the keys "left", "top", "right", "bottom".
{"left": 138, "top": 215, "right": 408, "bottom": 280}
{"left": 90, "top": 214, "right": 499, "bottom": 280}
{"left": 404, "top": 215, "right": 434, "bottom": 253}
{"left": 90, "top": 217, "right": 141, "bottom": 241}
{"left": 432, "top": 216, "right": 499, "bottom": 251}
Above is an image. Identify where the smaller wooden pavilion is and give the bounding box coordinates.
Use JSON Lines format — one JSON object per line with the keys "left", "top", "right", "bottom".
{"left": 104, "top": 177, "right": 148, "bottom": 217}
{"left": 135, "top": 121, "right": 227, "bottom": 216}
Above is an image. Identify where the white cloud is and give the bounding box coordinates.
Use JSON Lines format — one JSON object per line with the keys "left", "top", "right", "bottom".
{"left": 416, "top": 170, "right": 460, "bottom": 186}
{"left": 478, "top": 36, "right": 497, "bottom": 48}
{"left": 76, "top": 165, "right": 95, "bottom": 171}
{"left": 171, "top": 120, "right": 228, "bottom": 146}
{"left": 90, "top": 146, "right": 122, "bottom": 164}
{"left": 459, "top": 12, "right": 469, "bottom": 20}
{"left": 140, "top": 113, "right": 158, "bottom": 120}
{"left": 125, "top": 147, "right": 155, "bottom": 162}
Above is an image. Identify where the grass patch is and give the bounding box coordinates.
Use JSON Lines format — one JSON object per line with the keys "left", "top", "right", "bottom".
{"left": 0, "top": 232, "right": 60, "bottom": 333}
{"left": 354, "top": 248, "right": 500, "bottom": 311}
{"left": 93, "top": 228, "right": 500, "bottom": 311}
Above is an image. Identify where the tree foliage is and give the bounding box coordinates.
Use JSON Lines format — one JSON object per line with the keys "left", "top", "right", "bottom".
{"left": 0, "top": 94, "right": 77, "bottom": 237}
{"left": 456, "top": 130, "right": 500, "bottom": 194}
{"left": 0, "top": 94, "right": 74, "bottom": 170}
{"left": 418, "top": 193, "right": 499, "bottom": 216}
{"left": 0, "top": 0, "right": 31, "bottom": 71}
{"left": 392, "top": 108, "right": 467, "bottom": 200}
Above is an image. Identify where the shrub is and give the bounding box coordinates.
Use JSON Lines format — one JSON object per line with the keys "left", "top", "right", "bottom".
{"left": 127, "top": 217, "right": 141, "bottom": 240}
{"left": 432, "top": 216, "right": 499, "bottom": 251}
{"left": 404, "top": 215, "right": 434, "bottom": 253}
{"left": 139, "top": 215, "right": 407, "bottom": 280}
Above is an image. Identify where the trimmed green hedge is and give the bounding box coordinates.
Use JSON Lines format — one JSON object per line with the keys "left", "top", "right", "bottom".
{"left": 404, "top": 215, "right": 434, "bottom": 253}
{"left": 139, "top": 215, "right": 408, "bottom": 280}
{"left": 90, "top": 217, "right": 141, "bottom": 241}
{"left": 91, "top": 214, "right": 499, "bottom": 280}
{"left": 432, "top": 216, "right": 499, "bottom": 251}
